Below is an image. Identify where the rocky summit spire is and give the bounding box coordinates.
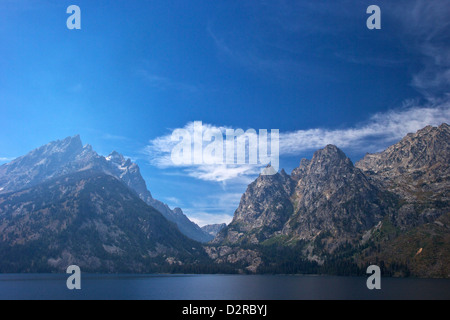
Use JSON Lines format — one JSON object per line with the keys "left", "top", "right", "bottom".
{"left": 0, "top": 135, "right": 88, "bottom": 193}
{"left": 106, "top": 151, "right": 126, "bottom": 164}
{"left": 285, "top": 144, "right": 391, "bottom": 243}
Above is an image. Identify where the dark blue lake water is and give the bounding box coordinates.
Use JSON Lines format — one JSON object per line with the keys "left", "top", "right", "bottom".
{"left": 0, "top": 274, "right": 448, "bottom": 300}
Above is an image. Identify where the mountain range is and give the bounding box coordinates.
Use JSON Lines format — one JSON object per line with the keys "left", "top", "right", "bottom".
{"left": 210, "top": 123, "right": 449, "bottom": 277}
{"left": 0, "top": 135, "right": 212, "bottom": 243}
{"left": 0, "top": 124, "right": 448, "bottom": 277}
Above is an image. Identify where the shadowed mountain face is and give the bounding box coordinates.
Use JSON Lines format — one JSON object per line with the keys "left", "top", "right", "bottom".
{"left": 0, "top": 135, "right": 212, "bottom": 243}
{"left": 212, "top": 124, "right": 449, "bottom": 277}
{"left": 0, "top": 170, "right": 207, "bottom": 273}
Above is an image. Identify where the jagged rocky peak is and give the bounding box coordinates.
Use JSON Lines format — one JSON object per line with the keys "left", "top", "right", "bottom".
{"left": 355, "top": 123, "right": 450, "bottom": 226}
{"left": 61, "top": 134, "right": 83, "bottom": 147}
{"left": 47, "top": 134, "right": 82, "bottom": 152}
{"left": 0, "top": 135, "right": 212, "bottom": 243}
{"left": 80, "top": 143, "right": 94, "bottom": 153}
{"left": 44, "top": 134, "right": 83, "bottom": 152}
{"left": 256, "top": 165, "right": 291, "bottom": 185}
{"left": 291, "top": 144, "right": 355, "bottom": 185}
{"left": 214, "top": 143, "right": 391, "bottom": 247}
{"left": 293, "top": 144, "right": 361, "bottom": 197}
{"left": 16, "top": 134, "right": 84, "bottom": 163}
{"left": 0, "top": 134, "right": 94, "bottom": 193}
{"left": 105, "top": 151, "right": 136, "bottom": 175}
{"left": 286, "top": 144, "right": 389, "bottom": 239}
{"left": 173, "top": 207, "right": 183, "bottom": 215}
{"left": 235, "top": 166, "right": 291, "bottom": 205}
{"left": 260, "top": 164, "right": 277, "bottom": 176}
{"left": 291, "top": 158, "right": 310, "bottom": 180}
{"left": 356, "top": 123, "right": 450, "bottom": 175}
{"left": 213, "top": 165, "right": 295, "bottom": 245}
{"left": 309, "top": 144, "right": 353, "bottom": 171}
{"left": 106, "top": 150, "right": 126, "bottom": 164}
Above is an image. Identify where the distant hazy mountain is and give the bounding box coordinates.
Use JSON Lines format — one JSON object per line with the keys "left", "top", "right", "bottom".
{"left": 201, "top": 223, "right": 227, "bottom": 237}
{"left": 211, "top": 124, "right": 450, "bottom": 277}
{"left": 0, "top": 135, "right": 212, "bottom": 243}
{"left": 0, "top": 170, "right": 208, "bottom": 272}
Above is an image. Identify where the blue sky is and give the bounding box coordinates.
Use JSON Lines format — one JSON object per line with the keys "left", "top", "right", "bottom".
{"left": 1, "top": 0, "right": 449, "bottom": 226}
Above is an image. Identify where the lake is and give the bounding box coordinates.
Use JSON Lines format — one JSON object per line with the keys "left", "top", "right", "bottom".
{"left": 0, "top": 274, "right": 449, "bottom": 300}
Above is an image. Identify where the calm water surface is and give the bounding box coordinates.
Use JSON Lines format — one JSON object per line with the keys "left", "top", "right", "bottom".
{"left": 0, "top": 274, "right": 448, "bottom": 300}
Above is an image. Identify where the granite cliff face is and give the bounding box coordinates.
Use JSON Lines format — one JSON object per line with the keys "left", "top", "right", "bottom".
{"left": 284, "top": 145, "right": 393, "bottom": 244}
{"left": 213, "top": 168, "right": 294, "bottom": 245}
{"left": 356, "top": 124, "right": 449, "bottom": 185}
{"left": 356, "top": 123, "right": 450, "bottom": 227}
{"left": 354, "top": 123, "right": 450, "bottom": 277}
{"left": 211, "top": 124, "right": 449, "bottom": 277}
{"left": 215, "top": 145, "right": 393, "bottom": 247}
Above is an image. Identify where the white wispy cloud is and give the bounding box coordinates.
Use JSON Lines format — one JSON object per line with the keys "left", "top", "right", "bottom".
{"left": 185, "top": 164, "right": 261, "bottom": 183}
{"left": 164, "top": 196, "right": 181, "bottom": 206}
{"left": 0, "top": 157, "right": 14, "bottom": 163}
{"left": 144, "top": 122, "right": 230, "bottom": 168}
{"left": 280, "top": 100, "right": 450, "bottom": 155}
{"left": 144, "top": 0, "right": 450, "bottom": 184}
{"left": 145, "top": 100, "right": 450, "bottom": 183}
{"left": 137, "top": 69, "right": 199, "bottom": 94}
{"left": 386, "top": 0, "right": 450, "bottom": 97}
{"left": 144, "top": 121, "right": 275, "bottom": 183}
